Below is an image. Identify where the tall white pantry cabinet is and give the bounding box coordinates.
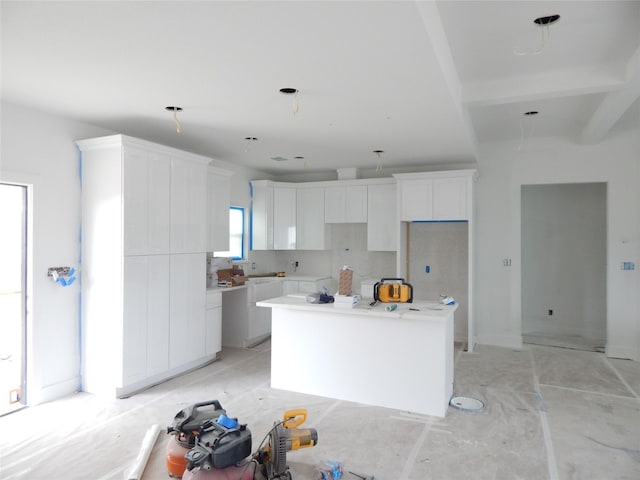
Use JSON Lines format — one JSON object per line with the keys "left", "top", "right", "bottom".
{"left": 77, "top": 134, "right": 223, "bottom": 398}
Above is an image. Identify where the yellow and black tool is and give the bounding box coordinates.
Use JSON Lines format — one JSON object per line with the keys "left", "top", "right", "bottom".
{"left": 255, "top": 409, "right": 318, "bottom": 479}
{"left": 373, "top": 278, "right": 413, "bottom": 303}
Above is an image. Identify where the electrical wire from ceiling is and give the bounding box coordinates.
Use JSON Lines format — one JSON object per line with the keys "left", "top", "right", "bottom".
{"left": 513, "top": 14, "right": 561, "bottom": 56}
{"left": 165, "top": 106, "right": 183, "bottom": 134}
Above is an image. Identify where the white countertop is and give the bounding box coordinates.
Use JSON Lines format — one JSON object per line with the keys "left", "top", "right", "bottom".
{"left": 257, "top": 295, "right": 457, "bottom": 320}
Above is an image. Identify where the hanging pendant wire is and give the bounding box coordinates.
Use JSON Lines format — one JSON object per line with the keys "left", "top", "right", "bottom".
{"left": 513, "top": 22, "right": 550, "bottom": 56}
{"left": 373, "top": 150, "right": 383, "bottom": 173}
{"left": 166, "top": 106, "right": 184, "bottom": 134}
{"left": 518, "top": 112, "right": 539, "bottom": 151}
{"left": 293, "top": 90, "right": 300, "bottom": 115}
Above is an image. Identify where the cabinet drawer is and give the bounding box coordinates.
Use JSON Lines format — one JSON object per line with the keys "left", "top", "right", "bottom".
{"left": 206, "top": 290, "right": 222, "bottom": 309}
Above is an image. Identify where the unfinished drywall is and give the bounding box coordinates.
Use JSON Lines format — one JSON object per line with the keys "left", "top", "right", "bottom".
{"left": 521, "top": 183, "right": 607, "bottom": 345}
{"left": 408, "top": 222, "right": 468, "bottom": 341}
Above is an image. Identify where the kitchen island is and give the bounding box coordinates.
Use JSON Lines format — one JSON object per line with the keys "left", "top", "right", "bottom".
{"left": 257, "top": 296, "right": 457, "bottom": 417}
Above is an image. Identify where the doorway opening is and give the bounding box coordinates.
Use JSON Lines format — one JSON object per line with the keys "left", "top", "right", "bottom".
{"left": 521, "top": 183, "right": 607, "bottom": 352}
{"left": 0, "top": 183, "right": 28, "bottom": 415}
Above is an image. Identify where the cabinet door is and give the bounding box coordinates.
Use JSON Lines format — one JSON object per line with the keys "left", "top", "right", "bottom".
{"left": 324, "top": 186, "right": 346, "bottom": 223}
{"left": 273, "top": 187, "right": 296, "bottom": 250}
{"left": 171, "top": 159, "right": 208, "bottom": 254}
{"left": 297, "top": 187, "right": 328, "bottom": 250}
{"left": 433, "top": 177, "right": 468, "bottom": 220}
{"left": 251, "top": 182, "right": 274, "bottom": 250}
{"left": 123, "top": 148, "right": 171, "bottom": 256}
{"left": 122, "top": 255, "right": 170, "bottom": 385}
{"left": 206, "top": 307, "right": 222, "bottom": 355}
{"left": 345, "top": 186, "right": 368, "bottom": 223}
{"left": 400, "top": 178, "right": 433, "bottom": 221}
{"left": 282, "top": 280, "right": 299, "bottom": 295}
{"left": 367, "top": 184, "right": 397, "bottom": 251}
{"left": 169, "top": 253, "right": 206, "bottom": 368}
{"left": 248, "top": 305, "right": 271, "bottom": 341}
{"left": 146, "top": 255, "right": 170, "bottom": 376}
{"left": 122, "top": 256, "right": 148, "bottom": 386}
{"left": 207, "top": 169, "right": 232, "bottom": 252}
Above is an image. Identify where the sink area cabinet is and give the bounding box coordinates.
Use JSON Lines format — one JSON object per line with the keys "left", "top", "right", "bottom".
{"left": 221, "top": 279, "right": 281, "bottom": 348}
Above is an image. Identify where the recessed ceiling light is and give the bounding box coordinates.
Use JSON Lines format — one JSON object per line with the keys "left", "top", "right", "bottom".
{"left": 271, "top": 156, "right": 288, "bottom": 162}
{"left": 533, "top": 14, "right": 560, "bottom": 25}
{"left": 279, "top": 88, "right": 298, "bottom": 95}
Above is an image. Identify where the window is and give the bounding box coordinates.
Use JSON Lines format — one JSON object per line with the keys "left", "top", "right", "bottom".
{"left": 215, "top": 206, "right": 244, "bottom": 260}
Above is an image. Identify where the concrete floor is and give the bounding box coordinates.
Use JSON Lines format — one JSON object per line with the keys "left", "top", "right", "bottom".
{"left": 1, "top": 341, "right": 638, "bottom": 480}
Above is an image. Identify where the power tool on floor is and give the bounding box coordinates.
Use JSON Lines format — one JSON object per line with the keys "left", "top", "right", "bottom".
{"left": 166, "top": 400, "right": 318, "bottom": 480}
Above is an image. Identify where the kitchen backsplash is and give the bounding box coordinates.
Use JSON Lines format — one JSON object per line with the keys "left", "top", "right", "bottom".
{"left": 252, "top": 224, "right": 396, "bottom": 294}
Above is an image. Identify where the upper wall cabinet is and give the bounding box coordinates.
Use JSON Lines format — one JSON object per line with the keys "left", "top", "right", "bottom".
{"left": 207, "top": 166, "right": 234, "bottom": 252}
{"left": 394, "top": 170, "right": 477, "bottom": 221}
{"left": 297, "top": 187, "right": 331, "bottom": 250}
{"left": 367, "top": 182, "right": 397, "bottom": 251}
{"left": 250, "top": 181, "right": 297, "bottom": 250}
{"left": 250, "top": 180, "right": 274, "bottom": 250}
{"left": 171, "top": 157, "right": 209, "bottom": 254}
{"left": 273, "top": 186, "right": 297, "bottom": 250}
{"left": 324, "top": 184, "right": 367, "bottom": 223}
{"left": 122, "top": 147, "right": 171, "bottom": 256}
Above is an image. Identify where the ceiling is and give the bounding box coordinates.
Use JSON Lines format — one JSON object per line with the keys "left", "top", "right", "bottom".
{"left": 2, "top": 1, "right": 639, "bottom": 176}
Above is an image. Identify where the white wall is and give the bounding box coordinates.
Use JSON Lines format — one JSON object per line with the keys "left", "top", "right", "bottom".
{"left": 0, "top": 102, "right": 114, "bottom": 404}
{"left": 0, "top": 102, "right": 275, "bottom": 405}
{"left": 474, "top": 129, "right": 640, "bottom": 360}
{"left": 521, "top": 183, "right": 607, "bottom": 342}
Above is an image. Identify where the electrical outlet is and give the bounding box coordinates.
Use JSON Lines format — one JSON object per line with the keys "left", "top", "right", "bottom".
{"left": 503, "top": 259, "right": 512, "bottom": 267}
{"left": 621, "top": 262, "right": 635, "bottom": 270}
{"left": 548, "top": 309, "right": 553, "bottom": 316}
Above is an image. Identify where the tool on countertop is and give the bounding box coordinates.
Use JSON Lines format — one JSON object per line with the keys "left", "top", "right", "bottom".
{"left": 348, "top": 471, "right": 375, "bottom": 480}
{"left": 373, "top": 278, "right": 413, "bottom": 303}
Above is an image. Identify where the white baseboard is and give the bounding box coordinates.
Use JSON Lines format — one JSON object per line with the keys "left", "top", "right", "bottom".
{"left": 32, "top": 376, "right": 80, "bottom": 405}
{"left": 606, "top": 344, "right": 639, "bottom": 361}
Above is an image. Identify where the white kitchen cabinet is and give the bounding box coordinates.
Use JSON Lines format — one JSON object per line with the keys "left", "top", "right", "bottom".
{"left": 250, "top": 182, "right": 297, "bottom": 251}
{"left": 281, "top": 276, "right": 333, "bottom": 295}
{"left": 367, "top": 183, "right": 397, "bottom": 251}
{"left": 247, "top": 280, "right": 281, "bottom": 345}
{"left": 171, "top": 158, "right": 208, "bottom": 254}
{"left": 273, "top": 186, "right": 297, "bottom": 250}
{"left": 324, "top": 185, "right": 367, "bottom": 223}
{"left": 433, "top": 176, "right": 468, "bottom": 220}
{"left": 395, "top": 171, "right": 474, "bottom": 221}
{"left": 170, "top": 253, "right": 207, "bottom": 369}
{"left": 205, "top": 290, "right": 222, "bottom": 356}
{"left": 123, "top": 148, "right": 171, "bottom": 256}
{"left": 78, "top": 135, "right": 214, "bottom": 398}
{"left": 297, "top": 187, "right": 331, "bottom": 250}
{"left": 207, "top": 166, "right": 234, "bottom": 252}
{"left": 250, "top": 180, "right": 274, "bottom": 250}
{"left": 122, "top": 255, "right": 170, "bottom": 386}
{"left": 398, "top": 178, "right": 433, "bottom": 221}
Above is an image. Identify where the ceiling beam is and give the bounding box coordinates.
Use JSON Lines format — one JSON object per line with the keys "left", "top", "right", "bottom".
{"left": 579, "top": 45, "right": 640, "bottom": 145}
{"left": 414, "top": 0, "right": 478, "bottom": 159}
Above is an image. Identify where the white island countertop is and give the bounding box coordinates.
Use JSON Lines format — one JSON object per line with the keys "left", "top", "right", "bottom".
{"left": 257, "top": 295, "right": 457, "bottom": 320}
{"left": 258, "top": 295, "right": 457, "bottom": 417}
